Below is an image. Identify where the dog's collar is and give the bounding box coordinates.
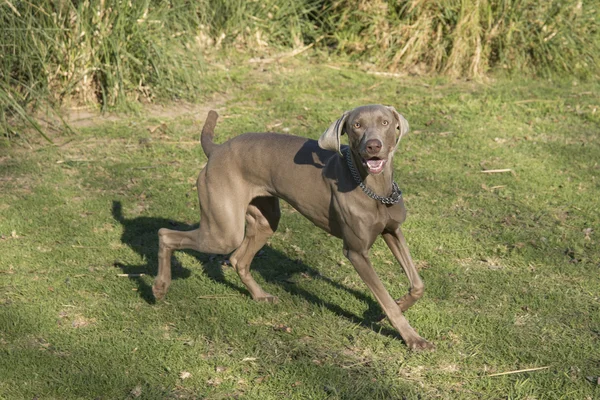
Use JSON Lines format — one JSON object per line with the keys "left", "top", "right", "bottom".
{"left": 343, "top": 147, "right": 402, "bottom": 205}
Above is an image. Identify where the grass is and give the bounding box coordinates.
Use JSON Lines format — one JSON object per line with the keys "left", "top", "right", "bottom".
{"left": 2, "top": 1, "right": 599, "bottom": 142}
{"left": 327, "top": 0, "right": 599, "bottom": 78}
{"left": 0, "top": 0, "right": 209, "bottom": 139}
{"left": 1, "top": 59, "right": 599, "bottom": 399}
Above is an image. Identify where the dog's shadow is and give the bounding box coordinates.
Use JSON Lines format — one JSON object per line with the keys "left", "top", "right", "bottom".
{"left": 111, "top": 200, "right": 398, "bottom": 338}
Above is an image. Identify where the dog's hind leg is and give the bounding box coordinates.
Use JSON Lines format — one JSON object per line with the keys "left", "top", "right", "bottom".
{"left": 230, "top": 196, "right": 281, "bottom": 303}
{"left": 152, "top": 222, "right": 246, "bottom": 300}
{"left": 153, "top": 175, "right": 249, "bottom": 300}
{"left": 153, "top": 228, "right": 200, "bottom": 300}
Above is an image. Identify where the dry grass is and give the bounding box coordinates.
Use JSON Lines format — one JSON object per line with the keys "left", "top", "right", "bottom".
{"left": 328, "top": 0, "right": 598, "bottom": 78}
{"left": 1, "top": 0, "right": 598, "bottom": 140}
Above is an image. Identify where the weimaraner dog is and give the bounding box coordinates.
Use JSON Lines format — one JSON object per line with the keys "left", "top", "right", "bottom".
{"left": 153, "top": 105, "right": 433, "bottom": 350}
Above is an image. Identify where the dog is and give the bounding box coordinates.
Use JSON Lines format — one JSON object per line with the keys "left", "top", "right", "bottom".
{"left": 152, "top": 105, "right": 433, "bottom": 350}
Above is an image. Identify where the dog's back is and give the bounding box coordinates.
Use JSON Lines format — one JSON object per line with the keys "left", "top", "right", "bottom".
{"left": 203, "top": 131, "right": 337, "bottom": 232}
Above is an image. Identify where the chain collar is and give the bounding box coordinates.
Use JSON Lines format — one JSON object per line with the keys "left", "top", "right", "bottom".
{"left": 343, "top": 147, "right": 402, "bottom": 205}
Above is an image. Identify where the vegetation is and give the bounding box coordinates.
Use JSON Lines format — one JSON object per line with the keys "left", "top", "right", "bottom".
{"left": 328, "top": 0, "right": 599, "bottom": 78}
{"left": 1, "top": 1, "right": 598, "bottom": 398}
{"left": 1, "top": 61, "right": 599, "bottom": 399}
{"left": 1, "top": 0, "right": 599, "bottom": 139}
{"left": 1, "top": 0, "right": 206, "bottom": 129}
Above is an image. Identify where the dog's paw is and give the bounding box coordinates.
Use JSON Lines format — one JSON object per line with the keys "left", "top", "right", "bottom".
{"left": 396, "top": 296, "right": 415, "bottom": 312}
{"left": 406, "top": 337, "right": 435, "bottom": 351}
{"left": 152, "top": 280, "right": 170, "bottom": 301}
{"left": 374, "top": 296, "right": 413, "bottom": 321}
{"left": 255, "top": 294, "right": 279, "bottom": 304}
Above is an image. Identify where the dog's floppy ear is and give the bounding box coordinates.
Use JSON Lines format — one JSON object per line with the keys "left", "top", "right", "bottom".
{"left": 385, "top": 106, "right": 409, "bottom": 148}
{"left": 318, "top": 111, "right": 348, "bottom": 155}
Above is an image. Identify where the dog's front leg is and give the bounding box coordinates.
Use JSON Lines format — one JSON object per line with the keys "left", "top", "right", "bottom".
{"left": 381, "top": 227, "right": 424, "bottom": 312}
{"left": 344, "top": 247, "right": 433, "bottom": 350}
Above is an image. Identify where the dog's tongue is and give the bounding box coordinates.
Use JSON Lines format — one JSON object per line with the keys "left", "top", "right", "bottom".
{"left": 366, "top": 159, "right": 386, "bottom": 174}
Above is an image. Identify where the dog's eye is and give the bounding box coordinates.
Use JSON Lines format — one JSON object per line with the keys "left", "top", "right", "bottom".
{"left": 382, "top": 120, "right": 389, "bottom": 126}
{"left": 353, "top": 122, "right": 361, "bottom": 129}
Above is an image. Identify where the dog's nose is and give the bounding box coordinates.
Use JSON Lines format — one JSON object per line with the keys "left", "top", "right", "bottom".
{"left": 365, "top": 139, "right": 382, "bottom": 155}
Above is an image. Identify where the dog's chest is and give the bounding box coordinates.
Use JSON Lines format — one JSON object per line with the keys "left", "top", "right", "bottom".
{"left": 385, "top": 201, "right": 407, "bottom": 224}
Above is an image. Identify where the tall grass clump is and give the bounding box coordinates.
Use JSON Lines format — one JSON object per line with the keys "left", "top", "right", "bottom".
{"left": 1, "top": 0, "right": 212, "bottom": 107}
{"left": 326, "top": 0, "right": 599, "bottom": 78}
{"left": 0, "top": 0, "right": 211, "bottom": 139}
{"left": 202, "top": 0, "right": 324, "bottom": 50}
{"left": 1, "top": 0, "right": 598, "bottom": 140}
{"left": 0, "top": 0, "right": 325, "bottom": 139}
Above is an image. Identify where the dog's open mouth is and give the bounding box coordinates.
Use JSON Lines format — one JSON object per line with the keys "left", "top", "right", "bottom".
{"left": 363, "top": 157, "right": 386, "bottom": 174}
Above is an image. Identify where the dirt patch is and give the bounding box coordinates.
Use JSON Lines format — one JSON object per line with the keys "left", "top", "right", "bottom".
{"left": 65, "top": 102, "right": 223, "bottom": 128}
{"left": 36, "top": 93, "right": 228, "bottom": 133}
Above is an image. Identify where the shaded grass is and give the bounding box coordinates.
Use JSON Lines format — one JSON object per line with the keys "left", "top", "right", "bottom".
{"left": 0, "top": 61, "right": 599, "bottom": 398}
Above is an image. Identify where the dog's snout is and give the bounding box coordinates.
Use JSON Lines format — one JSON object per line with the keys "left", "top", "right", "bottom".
{"left": 366, "top": 139, "right": 382, "bottom": 155}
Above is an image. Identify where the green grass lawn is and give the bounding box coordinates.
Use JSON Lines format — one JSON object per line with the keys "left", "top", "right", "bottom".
{"left": 1, "top": 59, "right": 599, "bottom": 399}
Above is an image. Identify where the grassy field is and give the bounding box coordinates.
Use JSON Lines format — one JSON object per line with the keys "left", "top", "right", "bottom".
{"left": 1, "top": 59, "right": 599, "bottom": 399}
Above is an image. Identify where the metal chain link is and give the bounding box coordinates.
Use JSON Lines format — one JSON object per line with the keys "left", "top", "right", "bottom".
{"left": 343, "top": 147, "right": 402, "bottom": 205}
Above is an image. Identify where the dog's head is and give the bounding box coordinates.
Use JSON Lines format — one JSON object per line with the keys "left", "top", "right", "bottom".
{"left": 318, "top": 105, "right": 409, "bottom": 175}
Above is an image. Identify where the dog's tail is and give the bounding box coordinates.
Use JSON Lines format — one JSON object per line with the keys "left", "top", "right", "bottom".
{"left": 200, "top": 110, "right": 219, "bottom": 158}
